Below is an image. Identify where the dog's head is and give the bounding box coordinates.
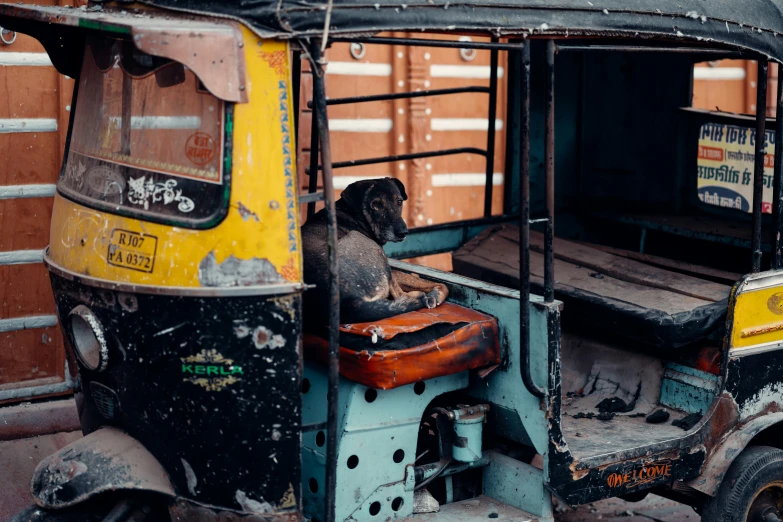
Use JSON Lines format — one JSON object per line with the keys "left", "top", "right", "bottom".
{"left": 340, "top": 178, "right": 409, "bottom": 244}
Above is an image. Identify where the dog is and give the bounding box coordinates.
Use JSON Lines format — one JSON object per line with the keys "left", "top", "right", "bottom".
{"left": 301, "top": 178, "right": 448, "bottom": 329}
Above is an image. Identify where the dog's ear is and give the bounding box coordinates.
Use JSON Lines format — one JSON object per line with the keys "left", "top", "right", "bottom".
{"left": 340, "top": 180, "right": 374, "bottom": 211}
{"left": 387, "top": 178, "right": 408, "bottom": 201}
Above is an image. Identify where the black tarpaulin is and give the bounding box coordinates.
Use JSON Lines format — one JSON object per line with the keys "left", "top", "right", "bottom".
{"left": 134, "top": 0, "right": 783, "bottom": 58}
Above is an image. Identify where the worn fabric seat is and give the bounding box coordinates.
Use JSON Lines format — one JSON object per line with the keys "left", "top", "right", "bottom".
{"left": 453, "top": 225, "right": 731, "bottom": 349}
{"left": 303, "top": 303, "right": 500, "bottom": 389}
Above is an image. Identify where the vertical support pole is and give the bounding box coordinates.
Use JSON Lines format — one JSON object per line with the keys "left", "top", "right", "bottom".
{"left": 292, "top": 50, "right": 301, "bottom": 140}
{"left": 310, "top": 40, "right": 340, "bottom": 522}
{"left": 483, "top": 38, "right": 499, "bottom": 217}
{"left": 775, "top": 69, "right": 783, "bottom": 269}
{"left": 520, "top": 42, "right": 545, "bottom": 399}
{"left": 544, "top": 40, "right": 556, "bottom": 301}
{"left": 503, "top": 45, "right": 521, "bottom": 215}
{"left": 307, "top": 103, "right": 321, "bottom": 219}
{"left": 753, "top": 59, "right": 769, "bottom": 273}
{"left": 120, "top": 74, "right": 132, "bottom": 155}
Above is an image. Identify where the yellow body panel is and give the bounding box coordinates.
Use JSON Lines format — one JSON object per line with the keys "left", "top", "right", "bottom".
{"left": 731, "top": 272, "right": 783, "bottom": 350}
{"left": 47, "top": 30, "right": 301, "bottom": 287}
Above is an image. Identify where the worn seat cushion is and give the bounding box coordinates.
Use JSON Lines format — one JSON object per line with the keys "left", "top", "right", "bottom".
{"left": 303, "top": 302, "right": 500, "bottom": 389}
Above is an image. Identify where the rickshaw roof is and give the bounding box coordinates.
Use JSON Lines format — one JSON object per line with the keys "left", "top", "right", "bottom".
{"left": 139, "top": 0, "right": 783, "bottom": 60}
{"left": 2, "top": 0, "right": 783, "bottom": 96}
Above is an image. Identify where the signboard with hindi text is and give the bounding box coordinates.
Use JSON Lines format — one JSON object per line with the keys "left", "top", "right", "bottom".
{"left": 697, "top": 121, "right": 776, "bottom": 214}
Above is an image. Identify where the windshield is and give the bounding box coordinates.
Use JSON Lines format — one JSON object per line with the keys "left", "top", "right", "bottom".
{"left": 60, "top": 37, "right": 229, "bottom": 226}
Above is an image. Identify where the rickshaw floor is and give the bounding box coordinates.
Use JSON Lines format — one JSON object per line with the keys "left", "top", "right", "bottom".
{"left": 560, "top": 407, "right": 692, "bottom": 461}
{"left": 405, "top": 495, "right": 539, "bottom": 522}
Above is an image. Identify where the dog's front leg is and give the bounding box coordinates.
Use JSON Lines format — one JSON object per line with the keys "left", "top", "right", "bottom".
{"left": 391, "top": 270, "right": 448, "bottom": 305}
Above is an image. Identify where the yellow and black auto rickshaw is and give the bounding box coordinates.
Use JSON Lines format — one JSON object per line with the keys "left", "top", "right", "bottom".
{"left": 8, "top": 1, "right": 783, "bottom": 522}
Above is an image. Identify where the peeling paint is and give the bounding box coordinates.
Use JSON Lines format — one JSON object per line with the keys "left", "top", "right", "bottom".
{"left": 236, "top": 201, "right": 260, "bottom": 222}
{"left": 117, "top": 293, "right": 139, "bottom": 313}
{"left": 235, "top": 325, "right": 251, "bottom": 338}
{"left": 198, "top": 251, "right": 284, "bottom": 287}
{"left": 235, "top": 490, "right": 274, "bottom": 514}
{"left": 739, "top": 381, "right": 783, "bottom": 418}
{"left": 253, "top": 326, "right": 273, "bottom": 348}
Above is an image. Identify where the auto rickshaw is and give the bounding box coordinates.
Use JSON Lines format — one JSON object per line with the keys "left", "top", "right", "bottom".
{"left": 7, "top": 1, "right": 783, "bottom": 522}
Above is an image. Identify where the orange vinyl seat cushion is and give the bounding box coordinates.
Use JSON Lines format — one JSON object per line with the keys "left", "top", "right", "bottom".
{"left": 303, "top": 302, "right": 500, "bottom": 390}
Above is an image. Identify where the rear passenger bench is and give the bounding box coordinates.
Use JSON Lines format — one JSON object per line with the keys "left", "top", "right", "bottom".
{"left": 452, "top": 225, "right": 730, "bottom": 458}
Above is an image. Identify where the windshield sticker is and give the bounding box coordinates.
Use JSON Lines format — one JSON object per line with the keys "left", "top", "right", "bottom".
{"left": 65, "top": 159, "right": 87, "bottom": 190}
{"left": 128, "top": 176, "right": 195, "bottom": 213}
{"left": 86, "top": 166, "right": 125, "bottom": 197}
{"left": 697, "top": 122, "right": 776, "bottom": 214}
{"left": 107, "top": 229, "right": 158, "bottom": 274}
{"left": 185, "top": 132, "right": 217, "bottom": 166}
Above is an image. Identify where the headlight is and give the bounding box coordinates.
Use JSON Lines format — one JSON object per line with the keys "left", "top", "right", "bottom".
{"left": 69, "top": 305, "right": 108, "bottom": 372}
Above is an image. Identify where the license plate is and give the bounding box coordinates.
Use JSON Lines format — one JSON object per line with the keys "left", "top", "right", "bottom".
{"left": 107, "top": 229, "right": 158, "bottom": 273}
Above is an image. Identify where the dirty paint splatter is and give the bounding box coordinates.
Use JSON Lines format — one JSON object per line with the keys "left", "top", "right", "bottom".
{"left": 253, "top": 326, "right": 273, "bottom": 349}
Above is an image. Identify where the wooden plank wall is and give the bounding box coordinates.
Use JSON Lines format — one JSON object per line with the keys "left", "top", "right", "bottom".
{"left": 298, "top": 36, "right": 508, "bottom": 270}
{"left": 693, "top": 60, "right": 779, "bottom": 117}
{"left": 0, "top": 0, "right": 81, "bottom": 401}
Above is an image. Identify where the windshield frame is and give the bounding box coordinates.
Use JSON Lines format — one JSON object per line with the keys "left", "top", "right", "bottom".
{"left": 57, "top": 40, "right": 233, "bottom": 230}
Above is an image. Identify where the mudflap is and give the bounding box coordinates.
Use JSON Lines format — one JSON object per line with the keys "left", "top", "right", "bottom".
{"left": 31, "top": 426, "right": 175, "bottom": 509}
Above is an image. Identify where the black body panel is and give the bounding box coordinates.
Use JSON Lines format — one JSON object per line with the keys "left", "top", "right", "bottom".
{"left": 49, "top": 273, "right": 302, "bottom": 514}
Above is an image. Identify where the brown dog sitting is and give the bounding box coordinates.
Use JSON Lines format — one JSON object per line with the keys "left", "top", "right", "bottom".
{"left": 302, "top": 178, "right": 448, "bottom": 329}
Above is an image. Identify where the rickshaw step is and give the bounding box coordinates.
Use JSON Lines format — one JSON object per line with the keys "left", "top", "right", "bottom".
{"left": 299, "top": 192, "right": 324, "bottom": 204}
{"left": 403, "top": 495, "right": 539, "bottom": 522}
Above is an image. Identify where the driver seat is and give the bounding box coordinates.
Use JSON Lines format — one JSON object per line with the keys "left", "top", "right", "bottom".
{"left": 303, "top": 302, "right": 500, "bottom": 389}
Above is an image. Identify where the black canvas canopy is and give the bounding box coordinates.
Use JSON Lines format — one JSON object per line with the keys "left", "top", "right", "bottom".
{"left": 138, "top": 0, "right": 783, "bottom": 59}
{"left": 2, "top": 1, "right": 783, "bottom": 62}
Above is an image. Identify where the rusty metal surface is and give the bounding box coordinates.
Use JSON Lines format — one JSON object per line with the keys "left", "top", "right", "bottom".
{"left": 0, "top": 4, "right": 247, "bottom": 103}
{"left": 0, "top": 399, "right": 80, "bottom": 441}
{"left": 31, "top": 426, "right": 174, "bottom": 509}
{"left": 553, "top": 494, "right": 695, "bottom": 521}
{"left": 0, "top": 431, "right": 82, "bottom": 522}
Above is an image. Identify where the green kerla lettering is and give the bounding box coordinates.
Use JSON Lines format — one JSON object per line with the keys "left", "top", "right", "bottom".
{"left": 182, "top": 364, "right": 193, "bottom": 373}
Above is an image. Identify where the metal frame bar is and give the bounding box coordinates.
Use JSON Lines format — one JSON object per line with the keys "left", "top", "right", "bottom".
{"left": 752, "top": 59, "right": 769, "bottom": 273}
{"left": 330, "top": 36, "right": 524, "bottom": 51}
{"left": 774, "top": 72, "right": 783, "bottom": 269}
{"left": 483, "top": 38, "right": 499, "bottom": 217}
{"left": 307, "top": 102, "right": 320, "bottom": 219}
{"left": 556, "top": 44, "right": 747, "bottom": 56}
{"left": 519, "top": 42, "right": 545, "bottom": 399}
{"left": 307, "top": 86, "right": 490, "bottom": 107}
{"left": 309, "top": 41, "right": 341, "bottom": 522}
{"left": 544, "top": 40, "right": 556, "bottom": 301}
{"left": 293, "top": 50, "right": 301, "bottom": 140}
{"left": 306, "top": 147, "right": 487, "bottom": 174}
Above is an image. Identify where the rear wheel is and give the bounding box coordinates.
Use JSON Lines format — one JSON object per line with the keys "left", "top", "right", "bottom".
{"left": 702, "top": 446, "right": 783, "bottom": 522}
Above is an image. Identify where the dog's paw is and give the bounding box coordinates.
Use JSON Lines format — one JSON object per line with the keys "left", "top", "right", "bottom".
{"left": 424, "top": 289, "right": 440, "bottom": 309}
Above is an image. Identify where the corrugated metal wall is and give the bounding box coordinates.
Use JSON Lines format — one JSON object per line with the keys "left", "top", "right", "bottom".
{"left": 298, "top": 36, "right": 508, "bottom": 270}
{"left": 0, "top": 0, "right": 80, "bottom": 402}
